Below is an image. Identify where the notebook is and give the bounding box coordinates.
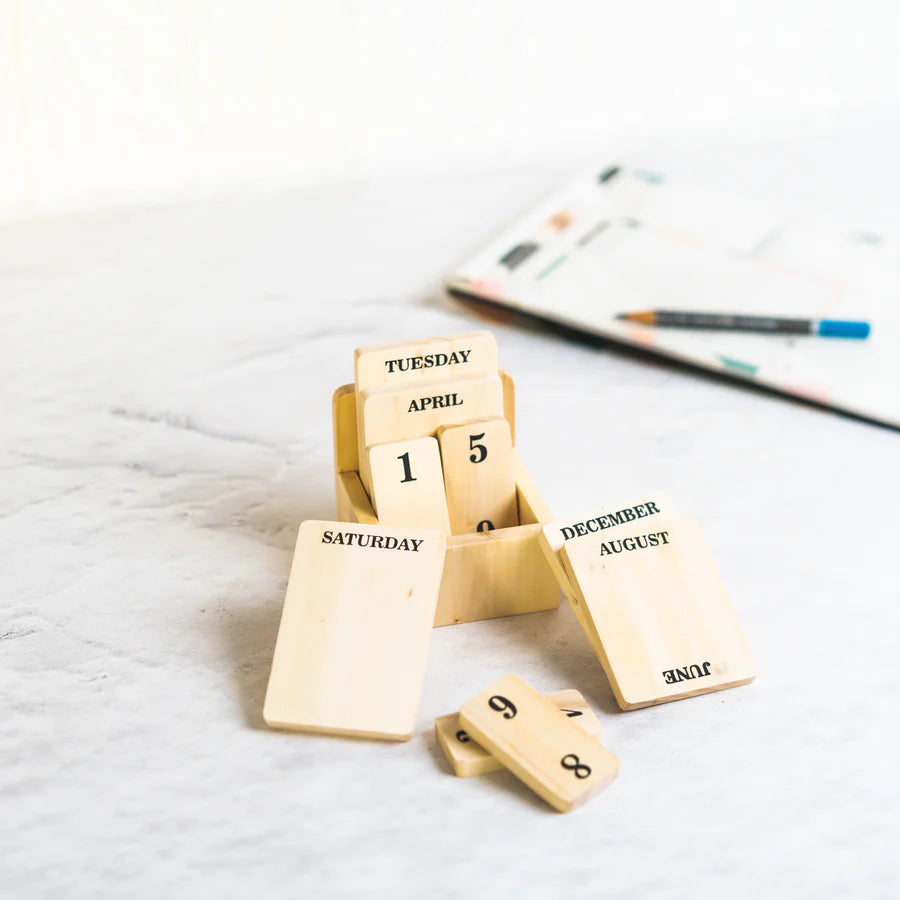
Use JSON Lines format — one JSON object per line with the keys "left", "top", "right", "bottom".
{"left": 446, "top": 162, "right": 900, "bottom": 430}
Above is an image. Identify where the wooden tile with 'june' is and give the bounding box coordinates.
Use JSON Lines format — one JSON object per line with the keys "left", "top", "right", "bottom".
{"left": 435, "top": 688, "right": 602, "bottom": 778}
{"left": 555, "top": 513, "right": 756, "bottom": 710}
{"left": 458, "top": 675, "right": 619, "bottom": 812}
{"left": 263, "top": 520, "right": 446, "bottom": 741}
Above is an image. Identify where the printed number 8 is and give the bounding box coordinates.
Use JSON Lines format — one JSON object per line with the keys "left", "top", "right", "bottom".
{"left": 469, "top": 433, "right": 487, "bottom": 464}
{"left": 560, "top": 754, "right": 591, "bottom": 779}
{"left": 488, "top": 695, "right": 517, "bottom": 718}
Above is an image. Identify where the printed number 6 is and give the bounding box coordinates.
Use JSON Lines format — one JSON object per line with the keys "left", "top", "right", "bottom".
{"left": 469, "top": 433, "right": 487, "bottom": 464}
{"left": 488, "top": 695, "right": 517, "bottom": 719}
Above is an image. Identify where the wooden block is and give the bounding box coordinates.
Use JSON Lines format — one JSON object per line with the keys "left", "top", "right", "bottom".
{"left": 557, "top": 515, "right": 756, "bottom": 710}
{"left": 459, "top": 675, "right": 619, "bottom": 812}
{"left": 435, "top": 522, "right": 558, "bottom": 626}
{"left": 263, "top": 520, "right": 446, "bottom": 740}
{"left": 435, "top": 689, "right": 602, "bottom": 777}
{"left": 437, "top": 417, "right": 518, "bottom": 535}
{"left": 367, "top": 436, "right": 451, "bottom": 534}
{"left": 355, "top": 331, "right": 498, "bottom": 391}
{"left": 357, "top": 373, "right": 504, "bottom": 496}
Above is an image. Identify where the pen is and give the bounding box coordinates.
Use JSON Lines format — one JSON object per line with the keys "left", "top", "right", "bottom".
{"left": 616, "top": 310, "right": 871, "bottom": 339}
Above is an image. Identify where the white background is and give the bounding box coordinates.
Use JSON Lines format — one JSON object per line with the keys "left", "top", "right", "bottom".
{"left": 4, "top": 5, "right": 900, "bottom": 899}
{"left": 3, "top": 0, "right": 900, "bottom": 216}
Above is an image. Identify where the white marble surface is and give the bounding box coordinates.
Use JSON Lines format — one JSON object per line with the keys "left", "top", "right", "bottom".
{"left": 4, "top": 139, "right": 900, "bottom": 898}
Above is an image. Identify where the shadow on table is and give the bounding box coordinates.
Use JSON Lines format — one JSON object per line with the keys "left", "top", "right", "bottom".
{"left": 215, "top": 493, "right": 334, "bottom": 731}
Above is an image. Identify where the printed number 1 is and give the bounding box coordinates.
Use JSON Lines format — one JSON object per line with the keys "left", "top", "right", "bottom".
{"left": 469, "top": 433, "right": 487, "bottom": 464}
{"left": 398, "top": 452, "right": 416, "bottom": 483}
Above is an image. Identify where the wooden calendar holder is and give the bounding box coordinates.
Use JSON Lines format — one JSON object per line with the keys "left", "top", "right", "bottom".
{"left": 332, "top": 371, "right": 560, "bottom": 627}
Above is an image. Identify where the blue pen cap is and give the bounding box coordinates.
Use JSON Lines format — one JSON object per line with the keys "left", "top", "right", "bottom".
{"left": 817, "top": 319, "right": 871, "bottom": 339}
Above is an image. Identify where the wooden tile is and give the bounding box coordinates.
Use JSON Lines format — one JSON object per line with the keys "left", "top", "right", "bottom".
{"left": 367, "top": 436, "right": 451, "bottom": 533}
{"left": 541, "top": 493, "right": 674, "bottom": 553}
{"left": 357, "top": 373, "right": 504, "bottom": 496}
{"left": 263, "top": 520, "right": 446, "bottom": 740}
{"left": 434, "top": 522, "right": 559, "bottom": 626}
{"left": 458, "top": 674, "right": 619, "bottom": 812}
{"left": 435, "top": 689, "right": 602, "bottom": 777}
{"left": 437, "top": 417, "right": 518, "bottom": 535}
{"left": 354, "top": 330, "right": 498, "bottom": 391}
{"left": 557, "top": 515, "right": 756, "bottom": 710}
{"left": 540, "top": 494, "right": 674, "bottom": 631}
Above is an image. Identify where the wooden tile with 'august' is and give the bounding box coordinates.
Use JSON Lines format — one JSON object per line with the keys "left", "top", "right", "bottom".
{"left": 263, "top": 520, "right": 446, "bottom": 741}
{"left": 458, "top": 675, "right": 619, "bottom": 812}
{"left": 556, "top": 514, "right": 756, "bottom": 710}
{"left": 435, "top": 688, "right": 602, "bottom": 778}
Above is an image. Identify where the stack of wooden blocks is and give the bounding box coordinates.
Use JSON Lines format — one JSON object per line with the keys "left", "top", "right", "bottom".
{"left": 263, "top": 331, "right": 756, "bottom": 813}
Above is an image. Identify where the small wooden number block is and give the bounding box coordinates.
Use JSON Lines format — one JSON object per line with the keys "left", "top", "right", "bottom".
{"left": 356, "top": 373, "right": 504, "bottom": 496}
{"left": 435, "top": 689, "right": 602, "bottom": 778}
{"left": 548, "top": 511, "right": 756, "bottom": 710}
{"left": 458, "top": 674, "right": 619, "bottom": 812}
{"left": 355, "top": 331, "right": 498, "bottom": 391}
{"left": 437, "top": 417, "right": 518, "bottom": 535}
{"left": 263, "top": 520, "right": 446, "bottom": 740}
{"left": 367, "top": 437, "right": 451, "bottom": 534}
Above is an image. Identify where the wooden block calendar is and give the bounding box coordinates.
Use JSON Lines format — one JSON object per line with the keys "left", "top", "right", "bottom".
{"left": 333, "top": 331, "right": 559, "bottom": 627}
{"left": 540, "top": 496, "right": 756, "bottom": 710}
{"left": 263, "top": 520, "right": 445, "bottom": 740}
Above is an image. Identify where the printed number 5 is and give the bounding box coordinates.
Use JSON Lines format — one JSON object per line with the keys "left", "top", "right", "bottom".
{"left": 469, "top": 433, "right": 487, "bottom": 464}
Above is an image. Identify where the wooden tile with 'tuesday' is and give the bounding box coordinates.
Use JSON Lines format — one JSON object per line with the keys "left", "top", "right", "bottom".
{"left": 354, "top": 330, "right": 498, "bottom": 391}
{"left": 263, "top": 520, "right": 446, "bottom": 741}
{"left": 458, "top": 674, "right": 619, "bottom": 812}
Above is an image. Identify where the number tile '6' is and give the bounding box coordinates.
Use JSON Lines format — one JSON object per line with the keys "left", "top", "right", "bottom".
{"left": 458, "top": 674, "right": 619, "bottom": 812}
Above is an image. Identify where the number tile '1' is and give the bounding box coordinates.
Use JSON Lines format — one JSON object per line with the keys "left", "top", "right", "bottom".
{"left": 458, "top": 674, "right": 619, "bottom": 812}
{"left": 437, "top": 417, "right": 518, "bottom": 535}
{"left": 367, "top": 436, "right": 451, "bottom": 534}
{"left": 435, "top": 689, "right": 602, "bottom": 778}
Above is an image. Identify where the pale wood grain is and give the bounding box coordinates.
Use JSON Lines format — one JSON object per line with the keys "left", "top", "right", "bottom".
{"left": 263, "top": 520, "right": 445, "bottom": 740}
{"left": 437, "top": 417, "right": 517, "bottom": 535}
{"left": 436, "top": 689, "right": 602, "bottom": 777}
{"left": 459, "top": 675, "right": 619, "bottom": 812}
{"left": 354, "top": 330, "right": 497, "bottom": 391}
{"left": 557, "top": 515, "right": 756, "bottom": 710}
{"left": 367, "top": 436, "right": 451, "bottom": 534}
{"left": 332, "top": 371, "right": 557, "bottom": 627}
{"left": 356, "top": 373, "right": 504, "bottom": 498}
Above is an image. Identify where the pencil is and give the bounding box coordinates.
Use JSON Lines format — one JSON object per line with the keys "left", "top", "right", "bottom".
{"left": 616, "top": 310, "right": 870, "bottom": 339}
